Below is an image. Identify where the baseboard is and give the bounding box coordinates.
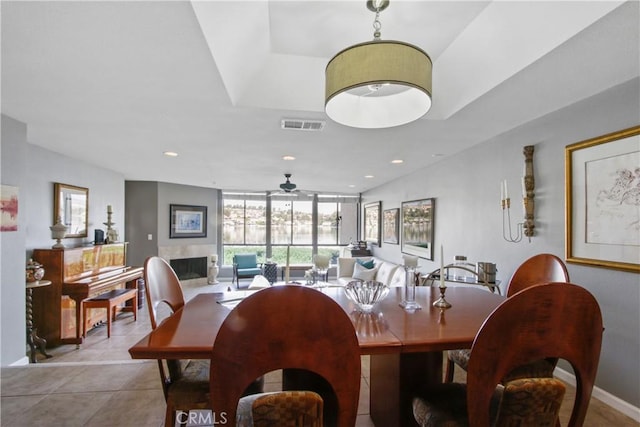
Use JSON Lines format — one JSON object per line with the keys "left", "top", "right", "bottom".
{"left": 554, "top": 367, "right": 640, "bottom": 422}
{"left": 9, "top": 356, "right": 29, "bottom": 366}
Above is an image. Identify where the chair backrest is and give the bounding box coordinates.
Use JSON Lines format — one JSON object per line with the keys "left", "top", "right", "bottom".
{"left": 143, "top": 256, "right": 185, "bottom": 330}
{"left": 210, "top": 285, "right": 361, "bottom": 427}
{"left": 506, "top": 253, "right": 570, "bottom": 297}
{"left": 234, "top": 253, "right": 258, "bottom": 269}
{"left": 312, "top": 254, "right": 331, "bottom": 269}
{"left": 466, "top": 282, "right": 603, "bottom": 427}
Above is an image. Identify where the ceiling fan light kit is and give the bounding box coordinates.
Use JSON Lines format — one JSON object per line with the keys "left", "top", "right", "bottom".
{"left": 325, "top": 0, "right": 432, "bottom": 129}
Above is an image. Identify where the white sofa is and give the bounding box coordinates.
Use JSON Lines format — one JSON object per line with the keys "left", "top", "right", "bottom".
{"left": 336, "top": 256, "right": 406, "bottom": 287}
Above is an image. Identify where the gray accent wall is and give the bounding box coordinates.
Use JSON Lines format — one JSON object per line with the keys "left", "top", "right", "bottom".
{"left": 125, "top": 181, "right": 218, "bottom": 267}
{"left": 361, "top": 78, "right": 640, "bottom": 407}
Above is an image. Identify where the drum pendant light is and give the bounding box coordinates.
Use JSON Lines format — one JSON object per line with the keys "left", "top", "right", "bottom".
{"left": 325, "top": 0, "right": 432, "bottom": 129}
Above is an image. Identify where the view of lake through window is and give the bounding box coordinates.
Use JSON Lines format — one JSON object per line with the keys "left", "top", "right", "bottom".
{"left": 222, "top": 193, "right": 358, "bottom": 265}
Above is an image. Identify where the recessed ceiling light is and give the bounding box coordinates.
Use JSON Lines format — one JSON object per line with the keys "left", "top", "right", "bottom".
{"left": 348, "top": 184, "right": 355, "bottom": 188}
{"left": 163, "top": 151, "right": 178, "bottom": 157}
{"left": 432, "top": 153, "right": 444, "bottom": 157}
{"left": 391, "top": 159, "right": 403, "bottom": 164}
{"left": 364, "top": 175, "right": 374, "bottom": 179}
{"left": 282, "top": 155, "right": 296, "bottom": 161}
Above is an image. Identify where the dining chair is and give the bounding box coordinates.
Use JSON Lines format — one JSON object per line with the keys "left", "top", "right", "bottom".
{"left": 445, "top": 253, "right": 570, "bottom": 382}
{"left": 210, "top": 285, "right": 361, "bottom": 427}
{"left": 250, "top": 390, "right": 323, "bottom": 427}
{"left": 144, "top": 256, "right": 263, "bottom": 426}
{"left": 413, "top": 282, "right": 603, "bottom": 427}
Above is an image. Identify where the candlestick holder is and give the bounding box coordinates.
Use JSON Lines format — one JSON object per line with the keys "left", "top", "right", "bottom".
{"left": 103, "top": 209, "right": 118, "bottom": 243}
{"left": 399, "top": 267, "right": 422, "bottom": 311}
{"left": 433, "top": 284, "right": 452, "bottom": 309}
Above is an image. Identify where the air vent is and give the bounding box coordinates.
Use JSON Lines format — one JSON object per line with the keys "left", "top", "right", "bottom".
{"left": 281, "top": 118, "right": 326, "bottom": 131}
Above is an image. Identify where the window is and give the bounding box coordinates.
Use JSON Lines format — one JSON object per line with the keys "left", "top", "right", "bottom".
{"left": 223, "top": 193, "right": 267, "bottom": 265}
{"left": 222, "top": 192, "right": 359, "bottom": 266}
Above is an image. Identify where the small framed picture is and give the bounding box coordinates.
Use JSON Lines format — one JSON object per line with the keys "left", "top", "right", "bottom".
{"left": 383, "top": 208, "right": 399, "bottom": 245}
{"left": 170, "top": 204, "right": 207, "bottom": 238}
{"left": 364, "top": 201, "right": 382, "bottom": 246}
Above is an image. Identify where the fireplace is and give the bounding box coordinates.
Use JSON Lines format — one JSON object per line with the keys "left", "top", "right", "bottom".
{"left": 170, "top": 257, "right": 208, "bottom": 281}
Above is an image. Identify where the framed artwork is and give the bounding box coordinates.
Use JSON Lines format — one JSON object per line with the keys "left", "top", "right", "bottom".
{"left": 383, "top": 208, "right": 399, "bottom": 244}
{"left": 170, "top": 204, "right": 207, "bottom": 238}
{"left": 1, "top": 185, "right": 18, "bottom": 232}
{"left": 363, "top": 201, "right": 381, "bottom": 246}
{"left": 401, "top": 198, "right": 435, "bottom": 260}
{"left": 54, "top": 182, "right": 88, "bottom": 238}
{"left": 565, "top": 125, "right": 640, "bottom": 272}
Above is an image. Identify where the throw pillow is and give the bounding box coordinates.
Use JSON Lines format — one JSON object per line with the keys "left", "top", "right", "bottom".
{"left": 356, "top": 258, "right": 375, "bottom": 269}
{"left": 352, "top": 262, "right": 377, "bottom": 281}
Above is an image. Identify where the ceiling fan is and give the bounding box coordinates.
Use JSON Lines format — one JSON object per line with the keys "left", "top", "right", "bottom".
{"left": 269, "top": 173, "right": 310, "bottom": 197}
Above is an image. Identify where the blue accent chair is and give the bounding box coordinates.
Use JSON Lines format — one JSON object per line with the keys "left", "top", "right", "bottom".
{"left": 233, "top": 253, "right": 263, "bottom": 289}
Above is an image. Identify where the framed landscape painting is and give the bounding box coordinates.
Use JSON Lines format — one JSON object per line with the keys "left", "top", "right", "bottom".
{"left": 363, "top": 201, "right": 381, "bottom": 246}
{"left": 565, "top": 125, "right": 640, "bottom": 272}
{"left": 170, "top": 204, "right": 207, "bottom": 238}
{"left": 383, "top": 208, "right": 399, "bottom": 244}
{"left": 401, "top": 198, "right": 435, "bottom": 260}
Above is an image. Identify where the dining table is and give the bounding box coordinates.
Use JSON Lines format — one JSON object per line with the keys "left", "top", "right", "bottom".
{"left": 129, "top": 285, "right": 504, "bottom": 427}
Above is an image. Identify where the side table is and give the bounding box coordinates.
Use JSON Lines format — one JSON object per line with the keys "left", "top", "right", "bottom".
{"left": 26, "top": 280, "right": 53, "bottom": 363}
{"left": 263, "top": 263, "right": 278, "bottom": 284}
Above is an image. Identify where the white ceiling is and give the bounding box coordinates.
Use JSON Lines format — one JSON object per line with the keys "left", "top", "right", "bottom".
{"left": 2, "top": 1, "right": 638, "bottom": 194}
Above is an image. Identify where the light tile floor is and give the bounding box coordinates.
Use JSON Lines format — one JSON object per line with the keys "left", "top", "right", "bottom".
{"left": 2, "top": 280, "right": 637, "bottom": 426}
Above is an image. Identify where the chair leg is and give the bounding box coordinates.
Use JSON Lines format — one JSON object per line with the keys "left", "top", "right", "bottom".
{"left": 444, "top": 356, "right": 455, "bottom": 382}
{"left": 164, "top": 403, "right": 173, "bottom": 427}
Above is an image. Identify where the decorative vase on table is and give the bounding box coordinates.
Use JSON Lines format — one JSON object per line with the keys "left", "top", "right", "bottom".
{"left": 49, "top": 217, "right": 67, "bottom": 249}
{"left": 26, "top": 259, "right": 45, "bottom": 283}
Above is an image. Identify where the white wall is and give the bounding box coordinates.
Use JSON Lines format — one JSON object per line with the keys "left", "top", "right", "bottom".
{"left": 362, "top": 78, "right": 640, "bottom": 407}
{"left": 1, "top": 116, "right": 28, "bottom": 365}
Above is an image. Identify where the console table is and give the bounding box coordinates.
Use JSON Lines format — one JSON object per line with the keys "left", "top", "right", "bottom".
{"left": 421, "top": 264, "right": 501, "bottom": 294}
{"left": 349, "top": 249, "right": 372, "bottom": 257}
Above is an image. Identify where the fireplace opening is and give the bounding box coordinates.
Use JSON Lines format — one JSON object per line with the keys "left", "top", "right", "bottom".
{"left": 170, "top": 257, "right": 208, "bottom": 280}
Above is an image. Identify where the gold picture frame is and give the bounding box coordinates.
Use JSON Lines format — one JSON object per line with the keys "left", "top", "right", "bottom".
{"left": 54, "top": 182, "right": 88, "bottom": 238}
{"left": 565, "top": 125, "right": 640, "bottom": 272}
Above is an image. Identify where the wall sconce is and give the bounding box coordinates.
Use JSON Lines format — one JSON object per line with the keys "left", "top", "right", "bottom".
{"left": 501, "top": 145, "right": 535, "bottom": 243}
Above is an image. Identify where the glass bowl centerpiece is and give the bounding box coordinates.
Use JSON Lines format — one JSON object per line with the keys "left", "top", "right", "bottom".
{"left": 344, "top": 280, "right": 390, "bottom": 312}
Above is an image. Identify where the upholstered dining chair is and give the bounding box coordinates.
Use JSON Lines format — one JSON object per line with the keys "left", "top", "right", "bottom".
{"left": 144, "top": 256, "right": 263, "bottom": 426}
{"left": 250, "top": 390, "right": 324, "bottom": 427}
{"left": 445, "top": 253, "right": 570, "bottom": 382}
{"left": 233, "top": 253, "right": 263, "bottom": 289}
{"left": 210, "top": 285, "right": 361, "bottom": 427}
{"left": 413, "top": 282, "right": 603, "bottom": 427}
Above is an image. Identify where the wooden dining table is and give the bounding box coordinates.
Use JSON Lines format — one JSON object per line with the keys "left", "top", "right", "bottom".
{"left": 129, "top": 285, "right": 504, "bottom": 427}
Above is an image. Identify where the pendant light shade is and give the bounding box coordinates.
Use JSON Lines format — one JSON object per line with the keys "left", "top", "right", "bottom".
{"left": 324, "top": 1, "right": 432, "bottom": 128}
{"left": 325, "top": 40, "right": 432, "bottom": 128}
